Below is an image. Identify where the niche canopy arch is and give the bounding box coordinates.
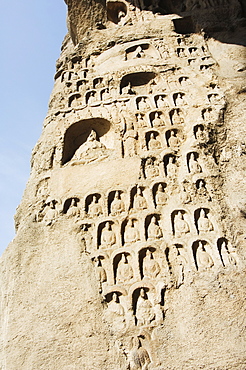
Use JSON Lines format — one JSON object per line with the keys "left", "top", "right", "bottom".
{"left": 62, "top": 118, "right": 111, "bottom": 165}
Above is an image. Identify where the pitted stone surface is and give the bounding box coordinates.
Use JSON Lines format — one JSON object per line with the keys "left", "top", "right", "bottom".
{"left": 0, "top": 1, "right": 246, "bottom": 369}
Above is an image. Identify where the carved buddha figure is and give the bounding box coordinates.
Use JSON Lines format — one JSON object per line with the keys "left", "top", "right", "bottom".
{"left": 196, "top": 242, "right": 214, "bottom": 270}
{"left": 174, "top": 211, "right": 190, "bottom": 236}
{"left": 74, "top": 129, "right": 106, "bottom": 162}
{"left": 67, "top": 198, "right": 79, "bottom": 218}
{"left": 166, "top": 156, "right": 177, "bottom": 177}
{"left": 143, "top": 249, "right": 160, "bottom": 279}
{"left": 145, "top": 158, "right": 159, "bottom": 178}
{"left": 106, "top": 293, "right": 125, "bottom": 330}
{"left": 171, "top": 109, "right": 184, "bottom": 125}
{"left": 94, "top": 257, "right": 107, "bottom": 293}
{"left": 138, "top": 97, "right": 150, "bottom": 111}
{"left": 101, "top": 221, "right": 116, "bottom": 248}
{"left": 175, "top": 93, "right": 185, "bottom": 106}
{"left": 122, "top": 82, "right": 135, "bottom": 95}
{"left": 220, "top": 241, "right": 237, "bottom": 267}
{"left": 129, "top": 337, "right": 151, "bottom": 370}
{"left": 88, "top": 195, "right": 103, "bottom": 217}
{"left": 156, "top": 95, "right": 168, "bottom": 109}
{"left": 124, "top": 122, "right": 138, "bottom": 157}
{"left": 117, "top": 254, "right": 134, "bottom": 284}
{"left": 136, "top": 112, "right": 147, "bottom": 127}
{"left": 80, "top": 224, "right": 93, "bottom": 251}
{"left": 147, "top": 216, "right": 163, "bottom": 240}
{"left": 152, "top": 111, "right": 163, "bottom": 127}
{"left": 155, "top": 184, "right": 167, "bottom": 207}
{"left": 189, "top": 153, "right": 202, "bottom": 174}
{"left": 171, "top": 246, "right": 187, "bottom": 288}
{"left": 197, "top": 209, "right": 213, "bottom": 233}
{"left": 133, "top": 187, "right": 147, "bottom": 211}
{"left": 148, "top": 132, "right": 161, "bottom": 150}
{"left": 196, "top": 180, "right": 210, "bottom": 200}
{"left": 168, "top": 130, "right": 181, "bottom": 150}
{"left": 136, "top": 288, "right": 155, "bottom": 326}
{"left": 196, "top": 126, "right": 208, "bottom": 143}
{"left": 111, "top": 191, "right": 125, "bottom": 216}
{"left": 43, "top": 200, "right": 58, "bottom": 226}
{"left": 124, "top": 219, "right": 140, "bottom": 244}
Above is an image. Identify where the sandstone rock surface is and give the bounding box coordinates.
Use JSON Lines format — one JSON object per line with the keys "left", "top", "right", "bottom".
{"left": 1, "top": 1, "right": 246, "bottom": 369}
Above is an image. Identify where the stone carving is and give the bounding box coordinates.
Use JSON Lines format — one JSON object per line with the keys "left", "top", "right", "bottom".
{"left": 145, "top": 158, "right": 159, "bottom": 178}
{"left": 197, "top": 209, "right": 213, "bottom": 233}
{"left": 151, "top": 111, "right": 164, "bottom": 127}
{"left": 219, "top": 240, "right": 237, "bottom": 267}
{"left": 170, "top": 108, "right": 184, "bottom": 125}
{"left": 168, "top": 130, "right": 181, "bottom": 150}
{"left": 147, "top": 216, "right": 163, "bottom": 240}
{"left": 137, "top": 96, "right": 151, "bottom": 111}
{"left": 171, "top": 246, "right": 187, "bottom": 288}
{"left": 196, "top": 242, "right": 214, "bottom": 270}
{"left": 156, "top": 95, "right": 168, "bottom": 109}
{"left": 101, "top": 221, "right": 116, "bottom": 248}
{"left": 147, "top": 132, "right": 161, "bottom": 150}
{"left": 188, "top": 153, "right": 202, "bottom": 174}
{"left": 155, "top": 183, "right": 167, "bottom": 207}
{"left": 43, "top": 200, "right": 58, "bottom": 226}
{"left": 174, "top": 211, "right": 190, "bottom": 236}
{"left": 124, "top": 122, "right": 138, "bottom": 157}
{"left": 196, "top": 179, "right": 211, "bottom": 200}
{"left": 66, "top": 198, "right": 80, "bottom": 218}
{"left": 135, "top": 288, "right": 155, "bottom": 326}
{"left": 105, "top": 293, "right": 125, "bottom": 330}
{"left": 94, "top": 256, "right": 107, "bottom": 292}
{"left": 124, "top": 219, "right": 140, "bottom": 244}
{"left": 110, "top": 191, "right": 125, "bottom": 216}
{"left": 122, "top": 82, "right": 135, "bottom": 95}
{"left": 80, "top": 224, "right": 93, "bottom": 252}
{"left": 116, "top": 253, "right": 134, "bottom": 283}
{"left": 133, "top": 187, "right": 147, "bottom": 211}
{"left": 73, "top": 129, "right": 108, "bottom": 164}
{"left": 166, "top": 156, "right": 177, "bottom": 177}
{"left": 88, "top": 195, "right": 103, "bottom": 217}
{"left": 143, "top": 249, "right": 160, "bottom": 279}
{"left": 129, "top": 337, "right": 151, "bottom": 370}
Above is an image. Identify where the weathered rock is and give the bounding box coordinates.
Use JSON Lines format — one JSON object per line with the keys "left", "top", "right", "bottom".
{"left": 1, "top": 0, "right": 246, "bottom": 369}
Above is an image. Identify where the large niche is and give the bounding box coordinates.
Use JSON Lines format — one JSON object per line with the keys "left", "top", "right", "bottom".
{"left": 120, "top": 71, "right": 156, "bottom": 95}
{"left": 62, "top": 118, "right": 111, "bottom": 165}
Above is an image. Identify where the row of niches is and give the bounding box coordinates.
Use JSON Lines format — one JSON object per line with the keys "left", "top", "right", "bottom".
{"left": 67, "top": 89, "right": 224, "bottom": 111}
{"left": 39, "top": 177, "right": 212, "bottom": 224}
{"left": 93, "top": 238, "right": 238, "bottom": 289}
{"left": 93, "top": 239, "right": 238, "bottom": 329}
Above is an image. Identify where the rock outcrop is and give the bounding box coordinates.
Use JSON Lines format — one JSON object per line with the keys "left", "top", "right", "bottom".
{"left": 1, "top": 1, "right": 246, "bottom": 369}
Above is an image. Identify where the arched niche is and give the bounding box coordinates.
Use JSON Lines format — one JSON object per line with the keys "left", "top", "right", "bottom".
{"left": 120, "top": 72, "right": 156, "bottom": 94}
{"left": 63, "top": 197, "right": 80, "bottom": 214}
{"left": 107, "top": 1, "right": 128, "bottom": 24}
{"left": 61, "top": 118, "right": 111, "bottom": 165}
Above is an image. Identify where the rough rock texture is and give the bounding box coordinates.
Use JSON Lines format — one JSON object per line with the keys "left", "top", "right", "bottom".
{"left": 1, "top": 1, "right": 246, "bottom": 369}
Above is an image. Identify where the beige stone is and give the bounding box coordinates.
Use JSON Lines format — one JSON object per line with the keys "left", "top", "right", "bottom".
{"left": 1, "top": 0, "right": 246, "bottom": 369}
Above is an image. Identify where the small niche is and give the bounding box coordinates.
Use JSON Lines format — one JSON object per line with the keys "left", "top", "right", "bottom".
{"left": 98, "top": 220, "right": 116, "bottom": 249}
{"left": 121, "top": 218, "right": 139, "bottom": 245}
{"left": 163, "top": 154, "right": 177, "bottom": 177}
{"left": 86, "top": 90, "right": 97, "bottom": 105}
{"left": 155, "top": 94, "right": 169, "bottom": 109}
{"left": 108, "top": 190, "right": 125, "bottom": 216}
{"left": 187, "top": 152, "right": 202, "bottom": 174}
{"left": 165, "top": 129, "right": 180, "bottom": 148}
{"left": 150, "top": 110, "right": 165, "bottom": 127}
{"left": 194, "top": 208, "right": 213, "bottom": 234}
{"left": 169, "top": 108, "right": 184, "bottom": 125}
{"left": 139, "top": 247, "right": 156, "bottom": 280}
{"left": 145, "top": 213, "right": 162, "bottom": 241}
{"left": 77, "top": 79, "right": 88, "bottom": 92}
{"left": 171, "top": 209, "right": 188, "bottom": 236}
{"left": 192, "top": 240, "right": 213, "bottom": 271}
{"left": 143, "top": 157, "right": 159, "bottom": 179}
{"left": 146, "top": 131, "right": 161, "bottom": 151}
{"left": 113, "top": 252, "right": 133, "bottom": 284}
{"left": 68, "top": 93, "right": 81, "bottom": 108}
{"left": 93, "top": 77, "right": 104, "bottom": 89}
{"left": 153, "top": 182, "right": 167, "bottom": 208}
{"left": 85, "top": 193, "right": 103, "bottom": 216}
{"left": 176, "top": 48, "right": 186, "bottom": 57}
{"left": 63, "top": 197, "right": 80, "bottom": 214}
{"left": 136, "top": 96, "right": 151, "bottom": 111}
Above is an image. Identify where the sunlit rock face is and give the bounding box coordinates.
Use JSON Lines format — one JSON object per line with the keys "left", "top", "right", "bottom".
{"left": 0, "top": 0, "right": 246, "bottom": 369}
